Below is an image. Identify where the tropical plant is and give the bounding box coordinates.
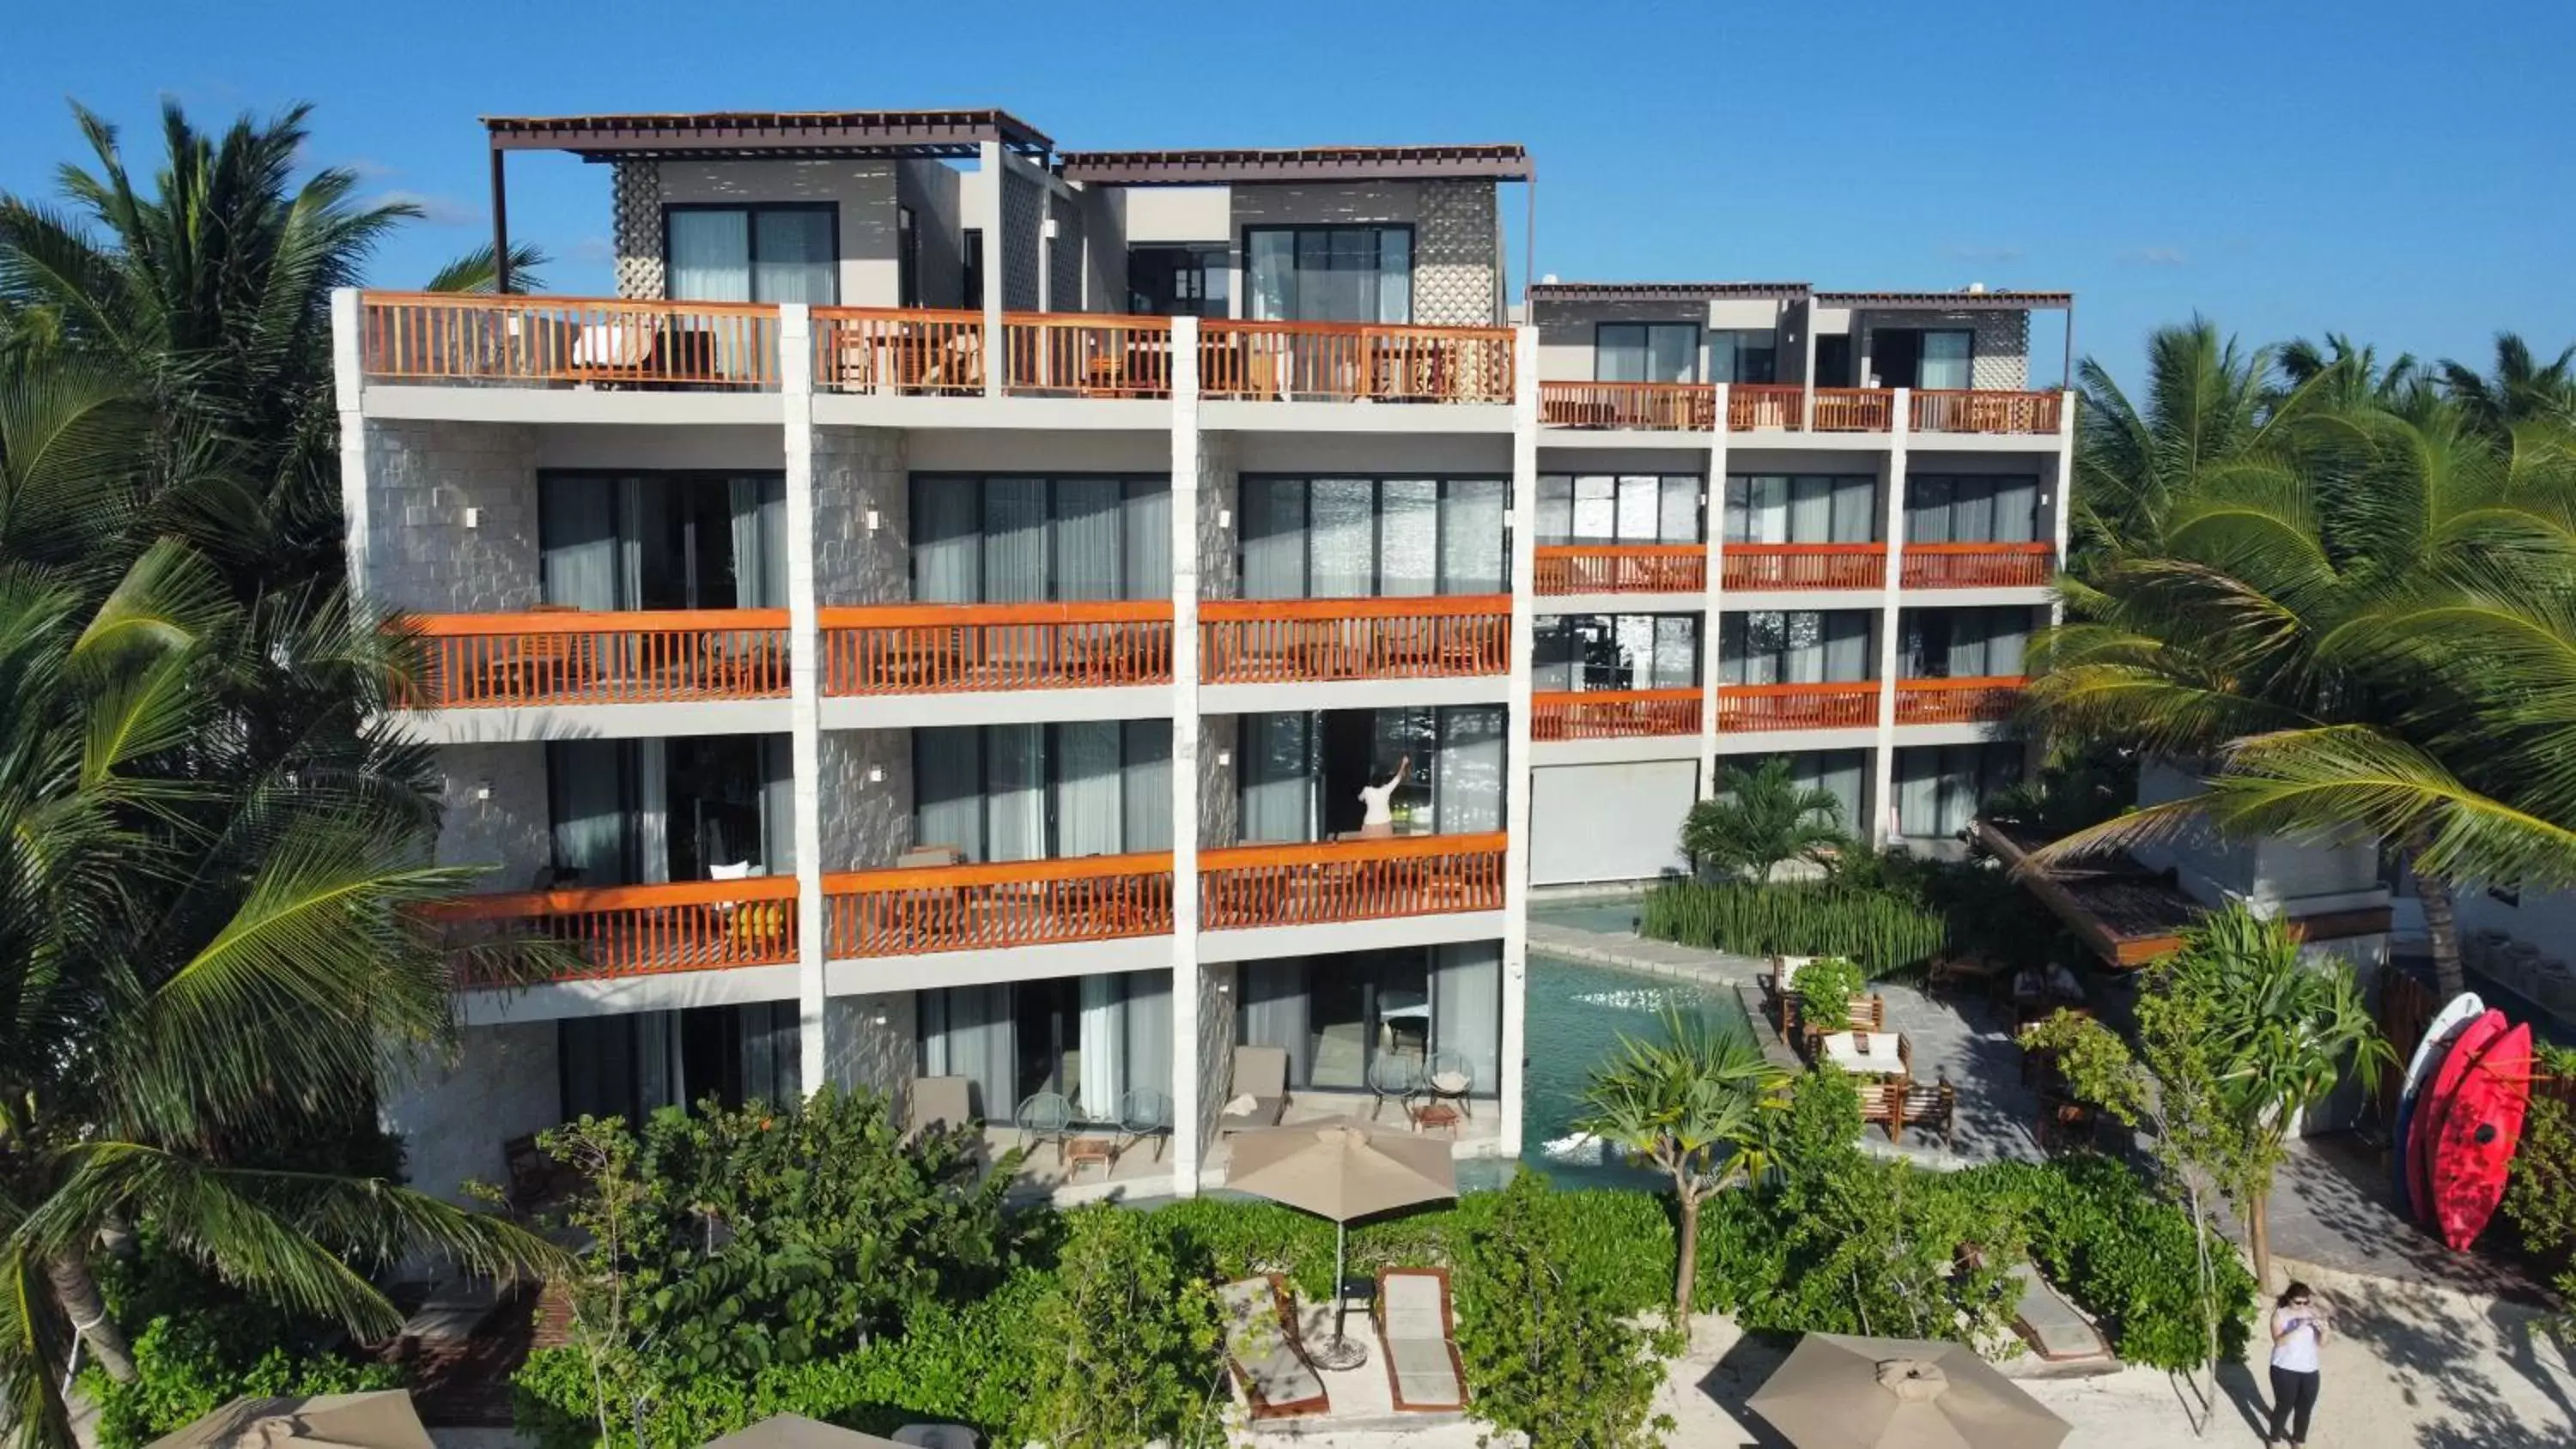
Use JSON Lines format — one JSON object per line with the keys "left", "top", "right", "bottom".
{"left": 2069, "top": 319, "right": 2300, "bottom": 565}
{"left": 2277, "top": 332, "right": 2429, "bottom": 414}
{"left": 1793, "top": 955, "right": 1866, "bottom": 1032}
{"left": 2025, "top": 906, "right": 2391, "bottom": 1294}
{"left": 1576, "top": 1008, "right": 1787, "bottom": 1324}
{"left": 2437, "top": 332, "right": 2576, "bottom": 435}
{"left": 2500, "top": 1043, "right": 2576, "bottom": 1334}
{"left": 1448, "top": 1176, "right": 1670, "bottom": 1449}
{"left": 2027, "top": 384, "right": 2576, "bottom": 999}
{"left": 1681, "top": 757, "right": 1851, "bottom": 882}
{"left": 1024, "top": 1205, "right": 1224, "bottom": 1449}
{"left": 1639, "top": 879, "right": 1951, "bottom": 973}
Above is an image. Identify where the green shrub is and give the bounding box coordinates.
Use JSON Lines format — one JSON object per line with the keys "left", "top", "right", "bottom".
{"left": 1795, "top": 955, "right": 1867, "bottom": 1027}
{"left": 1449, "top": 1176, "right": 1671, "bottom": 1447}
{"left": 1024, "top": 1205, "right": 1226, "bottom": 1449}
{"left": 86, "top": 1314, "right": 402, "bottom": 1449}
{"left": 1641, "top": 880, "right": 1948, "bottom": 973}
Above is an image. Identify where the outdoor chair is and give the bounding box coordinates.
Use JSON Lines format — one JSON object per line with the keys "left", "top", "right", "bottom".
{"left": 1015, "top": 1090, "right": 1077, "bottom": 1165}
{"left": 1366, "top": 1052, "right": 1423, "bottom": 1122}
{"left": 1115, "top": 1086, "right": 1171, "bottom": 1162}
{"left": 1900, "top": 1081, "right": 1958, "bottom": 1150}
{"left": 1375, "top": 1268, "right": 1468, "bottom": 1413}
{"left": 905, "top": 1076, "right": 977, "bottom": 1141}
{"left": 1425, "top": 1050, "right": 1475, "bottom": 1121}
{"left": 1218, "top": 1045, "right": 1291, "bottom": 1133}
{"left": 566, "top": 315, "right": 659, "bottom": 387}
{"left": 1220, "top": 1276, "right": 1330, "bottom": 1420}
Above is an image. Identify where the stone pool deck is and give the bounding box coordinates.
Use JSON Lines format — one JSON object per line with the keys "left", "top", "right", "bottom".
{"left": 1530, "top": 916, "right": 2045, "bottom": 1169}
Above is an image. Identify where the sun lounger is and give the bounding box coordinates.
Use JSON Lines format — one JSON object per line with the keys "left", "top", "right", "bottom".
{"left": 1376, "top": 1268, "right": 1468, "bottom": 1412}
{"left": 1220, "top": 1276, "right": 1330, "bottom": 1420}
{"left": 1218, "top": 1045, "right": 1290, "bottom": 1133}
{"left": 2008, "top": 1261, "right": 2115, "bottom": 1363}
{"left": 906, "top": 1076, "right": 976, "bottom": 1139}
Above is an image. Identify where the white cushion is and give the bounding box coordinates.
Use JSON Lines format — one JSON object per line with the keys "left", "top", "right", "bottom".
{"left": 710, "top": 859, "right": 757, "bottom": 881}
{"left": 1430, "top": 1071, "right": 1470, "bottom": 1094}
{"left": 1224, "top": 1093, "right": 1257, "bottom": 1116}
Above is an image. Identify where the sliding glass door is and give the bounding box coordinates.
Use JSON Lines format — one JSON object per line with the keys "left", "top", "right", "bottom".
{"left": 1899, "top": 606, "right": 2034, "bottom": 679}
{"left": 1535, "top": 474, "right": 1702, "bottom": 546}
{"left": 665, "top": 204, "right": 836, "bottom": 305}
{"left": 1718, "top": 611, "right": 1874, "bottom": 685}
{"left": 1240, "top": 476, "right": 1508, "bottom": 597}
{"left": 539, "top": 472, "right": 787, "bottom": 610}
{"left": 545, "top": 735, "right": 794, "bottom": 888}
{"left": 1905, "top": 475, "right": 2039, "bottom": 543}
{"left": 1236, "top": 706, "right": 1506, "bottom": 842}
{"left": 1534, "top": 615, "right": 1700, "bottom": 691}
{"left": 920, "top": 970, "right": 1173, "bottom": 1120}
{"left": 1723, "top": 475, "right": 1880, "bottom": 545}
{"left": 1237, "top": 943, "right": 1501, "bottom": 1097}
{"left": 1596, "top": 323, "right": 1698, "bottom": 384}
{"left": 912, "top": 721, "right": 1174, "bottom": 864}
{"left": 1246, "top": 226, "right": 1413, "bottom": 324}
{"left": 911, "top": 476, "right": 1172, "bottom": 603}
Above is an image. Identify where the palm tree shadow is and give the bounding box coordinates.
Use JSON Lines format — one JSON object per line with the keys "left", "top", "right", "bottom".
{"left": 2209, "top": 1358, "right": 2272, "bottom": 1440}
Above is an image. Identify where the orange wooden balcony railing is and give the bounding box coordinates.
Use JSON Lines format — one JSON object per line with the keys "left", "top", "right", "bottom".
{"left": 1813, "top": 387, "right": 1895, "bottom": 432}
{"left": 1198, "top": 321, "right": 1515, "bottom": 403}
{"left": 1895, "top": 676, "right": 2027, "bottom": 724}
{"left": 1533, "top": 688, "right": 1704, "bottom": 741}
{"left": 1005, "top": 312, "right": 1175, "bottom": 397}
{"left": 818, "top": 602, "right": 1174, "bottom": 695}
{"left": 361, "top": 292, "right": 781, "bottom": 388}
{"left": 1716, "top": 681, "right": 1881, "bottom": 731}
{"left": 1538, "top": 381, "right": 1716, "bottom": 431}
{"left": 1199, "top": 596, "right": 1510, "bottom": 683}
{"left": 1532, "top": 543, "right": 1708, "bottom": 595}
{"left": 1911, "top": 390, "right": 2063, "bottom": 435}
{"left": 399, "top": 609, "right": 790, "bottom": 708}
{"left": 1720, "top": 543, "right": 1887, "bottom": 591}
{"left": 1727, "top": 385, "right": 1807, "bottom": 431}
{"left": 1200, "top": 833, "right": 1508, "bottom": 931}
{"left": 812, "top": 306, "right": 986, "bottom": 394}
{"left": 1900, "top": 543, "right": 2057, "bottom": 589}
{"left": 422, "top": 876, "right": 800, "bottom": 985}
{"left": 825, "top": 852, "right": 1175, "bottom": 957}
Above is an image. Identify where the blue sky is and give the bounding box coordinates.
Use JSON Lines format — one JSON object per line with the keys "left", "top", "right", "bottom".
{"left": 5, "top": 0, "right": 2571, "bottom": 388}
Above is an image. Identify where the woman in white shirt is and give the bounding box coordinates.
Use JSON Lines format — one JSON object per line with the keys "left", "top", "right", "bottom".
{"left": 2265, "top": 1280, "right": 2328, "bottom": 1447}
{"left": 1355, "top": 755, "right": 1411, "bottom": 838}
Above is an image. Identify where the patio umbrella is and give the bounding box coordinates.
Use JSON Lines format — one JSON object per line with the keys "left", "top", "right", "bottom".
{"left": 701, "top": 1415, "right": 912, "bottom": 1449}
{"left": 1748, "top": 1334, "right": 2069, "bottom": 1449}
{"left": 1223, "top": 1118, "right": 1456, "bottom": 1362}
{"left": 145, "top": 1392, "right": 434, "bottom": 1449}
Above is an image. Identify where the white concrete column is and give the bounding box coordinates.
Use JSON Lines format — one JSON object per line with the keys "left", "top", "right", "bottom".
{"left": 979, "top": 142, "right": 1005, "bottom": 399}
{"left": 331, "top": 289, "right": 372, "bottom": 611}
{"left": 780, "top": 303, "right": 830, "bottom": 1092}
{"left": 1499, "top": 325, "right": 1540, "bottom": 1157}
{"left": 2051, "top": 389, "right": 2077, "bottom": 621}
{"left": 1697, "top": 385, "right": 1729, "bottom": 799}
{"left": 1871, "top": 392, "right": 1910, "bottom": 847}
{"left": 1166, "top": 317, "right": 1205, "bottom": 1196}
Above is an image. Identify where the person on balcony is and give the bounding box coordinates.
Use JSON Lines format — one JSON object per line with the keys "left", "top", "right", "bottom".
{"left": 1357, "top": 755, "right": 1412, "bottom": 838}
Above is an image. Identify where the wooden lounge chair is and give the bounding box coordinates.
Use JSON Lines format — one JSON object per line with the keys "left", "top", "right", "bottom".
{"left": 1376, "top": 1268, "right": 1468, "bottom": 1412}
{"left": 1217, "top": 1045, "right": 1291, "bottom": 1133}
{"left": 1859, "top": 1079, "right": 1954, "bottom": 1147}
{"left": 1220, "top": 1276, "right": 1329, "bottom": 1420}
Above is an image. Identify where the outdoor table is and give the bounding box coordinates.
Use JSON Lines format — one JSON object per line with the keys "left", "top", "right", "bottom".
{"left": 1817, "top": 1030, "right": 1908, "bottom": 1077}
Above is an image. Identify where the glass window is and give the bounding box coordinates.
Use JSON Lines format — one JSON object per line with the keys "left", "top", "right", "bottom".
{"left": 1724, "top": 475, "right": 1877, "bottom": 544}
{"left": 1540, "top": 615, "right": 1701, "bottom": 691}
{"left": 1236, "top": 477, "right": 1510, "bottom": 596}
{"left": 1920, "top": 330, "right": 1974, "bottom": 390}
{"left": 1909, "top": 475, "right": 2039, "bottom": 544}
{"left": 908, "top": 476, "right": 1174, "bottom": 602}
{"left": 1539, "top": 474, "right": 1702, "bottom": 545}
{"left": 1709, "top": 329, "right": 1779, "bottom": 385}
{"left": 665, "top": 204, "right": 836, "bottom": 305}
{"left": 1245, "top": 226, "right": 1412, "bottom": 323}
{"left": 1721, "top": 610, "right": 1872, "bottom": 685}
{"left": 911, "top": 723, "right": 1174, "bottom": 863}
{"left": 1127, "top": 243, "right": 1230, "bottom": 318}
{"left": 1597, "top": 323, "right": 1698, "bottom": 384}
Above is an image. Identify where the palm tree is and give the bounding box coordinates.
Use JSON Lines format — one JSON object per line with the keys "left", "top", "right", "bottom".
{"left": 1577, "top": 1009, "right": 1787, "bottom": 1325}
{"left": 2277, "top": 332, "right": 2428, "bottom": 414}
{"left": 2438, "top": 332, "right": 2576, "bottom": 435}
{"left": 2070, "top": 319, "right": 2287, "bottom": 568}
{"left": 2026, "top": 395, "right": 2576, "bottom": 998}
{"left": 1681, "top": 757, "right": 1850, "bottom": 882}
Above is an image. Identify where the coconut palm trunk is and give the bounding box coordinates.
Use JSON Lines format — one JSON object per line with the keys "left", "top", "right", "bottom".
{"left": 2413, "top": 852, "right": 2465, "bottom": 1000}
{"left": 44, "top": 1252, "right": 134, "bottom": 1384}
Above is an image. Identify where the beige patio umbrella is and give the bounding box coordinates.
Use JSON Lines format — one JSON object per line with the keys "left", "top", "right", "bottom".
{"left": 1224, "top": 1118, "right": 1456, "bottom": 1365}
{"left": 1748, "top": 1334, "right": 2069, "bottom": 1449}
{"left": 701, "top": 1415, "right": 911, "bottom": 1449}
{"left": 145, "top": 1391, "right": 434, "bottom": 1449}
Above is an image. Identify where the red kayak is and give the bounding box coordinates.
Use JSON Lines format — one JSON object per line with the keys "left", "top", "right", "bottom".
{"left": 2430, "top": 1022, "right": 2535, "bottom": 1251}
{"left": 2410, "top": 1009, "right": 2506, "bottom": 1225}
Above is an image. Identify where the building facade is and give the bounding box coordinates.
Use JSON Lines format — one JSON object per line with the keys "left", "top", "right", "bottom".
{"left": 337, "top": 108, "right": 2072, "bottom": 1205}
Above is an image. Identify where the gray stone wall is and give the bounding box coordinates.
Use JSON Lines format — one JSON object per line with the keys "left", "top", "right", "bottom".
{"left": 381, "top": 1020, "right": 559, "bottom": 1203}
{"left": 1002, "top": 173, "right": 1042, "bottom": 312}
{"left": 1416, "top": 179, "right": 1501, "bottom": 326}
{"left": 363, "top": 421, "right": 540, "bottom": 615}
{"left": 611, "top": 161, "right": 665, "bottom": 299}
{"left": 814, "top": 427, "right": 909, "bottom": 604}
{"left": 1195, "top": 431, "right": 1239, "bottom": 597}
{"left": 1194, "top": 961, "right": 1236, "bottom": 1153}
{"left": 826, "top": 993, "right": 919, "bottom": 1101}
{"left": 433, "top": 743, "right": 552, "bottom": 888}
{"left": 1856, "top": 309, "right": 2030, "bottom": 391}
{"left": 1198, "top": 716, "right": 1239, "bottom": 848}
{"left": 820, "top": 729, "right": 914, "bottom": 870}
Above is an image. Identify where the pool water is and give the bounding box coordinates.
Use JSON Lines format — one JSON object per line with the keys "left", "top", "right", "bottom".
{"left": 1498, "top": 955, "right": 1753, "bottom": 1190}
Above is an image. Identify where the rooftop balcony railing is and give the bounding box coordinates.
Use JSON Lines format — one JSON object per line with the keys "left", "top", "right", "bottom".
{"left": 361, "top": 294, "right": 782, "bottom": 389}
{"left": 812, "top": 307, "right": 985, "bottom": 394}
{"left": 423, "top": 877, "right": 800, "bottom": 985}
{"left": 1899, "top": 543, "right": 2057, "bottom": 589}
{"left": 1532, "top": 543, "right": 1707, "bottom": 595}
{"left": 1532, "top": 688, "right": 1703, "bottom": 741}
{"left": 1198, "top": 596, "right": 1510, "bottom": 684}
{"left": 1198, "top": 321, "right": 1514, "bottom": 403}
{"left": 1727, "top": 384, "right": 1807, "bottom": 431}
{"left": 825, "top": 852, "right": 1175, "bottom": 956}
{"left": 1716, "top": 681, "right": 1881, "bottom": 732}
{"left": 1537, "top": 381, "right": 1715, "bottom": 431}
{"left": 818, "top": 603, "right": 1174, "bottom": 695}
{"left": 1895, "top": 676, "right": 2027, "bottom": 725}
{"left": 1005, "top": 313, "right": 1174, "bottom": 397}
{"left": 1720, "top": 543, "right": 1887, "bottom": 591}
{"left": 1911, "top": 390, "right": 2063, "bottom": 435}
{"left": 1813, "top": 387, "right": 1895, "bottom": 432}
{"left": 398, "top": 609, "right": 790, "bottom": 709}
{"left": 1199, "top": 833, "right": 1507, "bottom": 931}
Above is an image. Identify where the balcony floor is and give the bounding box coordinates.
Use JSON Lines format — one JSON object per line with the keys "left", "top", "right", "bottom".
{"left": 996, "top": 1088, "right": 1504, "bottom": 1205}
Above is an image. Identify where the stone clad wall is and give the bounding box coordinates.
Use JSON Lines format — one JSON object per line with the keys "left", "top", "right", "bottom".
{"left": 813, "top": 427, "right": 908, "bottom": 603}
{"left": 362, "top": 421, "right": 540, "bottom": 615}
{"left": 433, "top": 742, "right": 551, "bottom": 887}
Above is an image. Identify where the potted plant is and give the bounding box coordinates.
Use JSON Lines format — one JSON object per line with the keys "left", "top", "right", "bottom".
{"left": 1795, "top": 955, "right": 1868, "bottom": 1035}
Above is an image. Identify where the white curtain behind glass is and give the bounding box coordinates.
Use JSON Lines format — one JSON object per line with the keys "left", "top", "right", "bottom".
{"left": 540, "top": 477, "right": 621, "bottom": 609}
{"left": 923, "top": 985, "right": 1016, "bottom": 1120}
{"left": 981, "top": 479, "right": 1048, "bottom": 603}
{"left": 760, "top": 735, "right": 795, "bottom": 872}
{"left": 752, "top": 209, "right": 835, "bottom": 305}
{"left": 1054, "top": 479, "right": 1122, "bottom": 599}
{"left": 912, "top": 482, "right": 981, "bottom": 602}
{"left": 1375, "top": 228, "right": 1412, "bottom": 324}
{"left": 1078, "top": 974, "right": 1126, "bottom": 1114}
{"left": 1379, "top": 481, "right": 1437, "bottom": 596}
{"left": 1437, "top": 706, "right": 1504, "bottom": 834}
{"left": 1441, "top": 480, "right": 1507, "bottom": 591}
{"left": 1432, "top": 943, "right": 1501, "bottom": 1097}
{"left": 984, "top": 724, "right": 1046, "bottom": 863}
{"left": 914, "top": 729, "right": 983, "bottom": 859}
{"left": 1121, "top": 720, "right": 1173, "bottom": 852}
{"left": 1122, "top": 482, "right": 1172, "bottom": 600}
{"left": 1920, "top": 331, "right": 1973, "bottom": 390}
{"left": 548, "top": 740, "right": 631, "bottom": 887}
{"left": 1055, "top": 721, "right": 1123, "bottom": 858}
{"left": 667, "top": 211, "right": 751, "bottom": 301}
{"left": 1239, "top": 962, "right": 1312, "bottom": 1088}
{"left": 1309, "top": 480, "right": 1374, "bottom": 595}
{"left": 1122, "top": 972, "right": 1173, "bottom": 1102}
{"left": 1242, "top": 479, "right": 1306, "bottom": 599}
{"left": 1241, "top": 712, "right": 1316, "bottom": 843}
